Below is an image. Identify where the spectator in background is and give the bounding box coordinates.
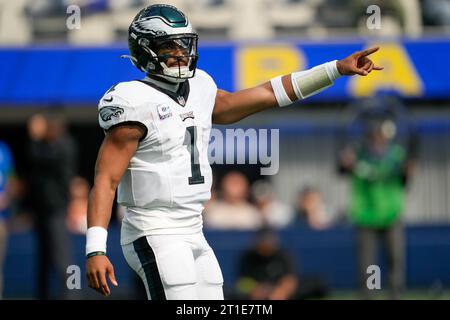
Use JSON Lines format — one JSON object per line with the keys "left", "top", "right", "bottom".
{"left": 27, "top": 113, "right": 77, "bottom": 299}
{"left": 339, "top": 118, "right": 414, "bottom": 300}
{"left": 0, "top": 140, "right": 14, "bottom": 299}
{"left": 66, "top": 176, "right": 89, "bottom": 234}
{"left": 292, "top": 186, "right": 336, "bottom": 230}
{"left": 235, "top": 228, "right": 299, "bottom": 300}
{"left": 234, "top": 226, "right": 328, "bottom": 300}
{"left": 204, "top": 171, "right": 262, "bottom": 230}
{"left": 251, "top": 180, "right": 294, "bottom": 228}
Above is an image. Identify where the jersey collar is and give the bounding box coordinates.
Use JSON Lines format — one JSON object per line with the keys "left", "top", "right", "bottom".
{"left": 139, "top": 77, "right": 190, "bottom": 107}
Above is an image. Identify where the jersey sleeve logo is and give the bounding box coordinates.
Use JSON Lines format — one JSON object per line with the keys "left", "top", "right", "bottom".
{"left": 100, "top": 106, "right": 125, "bottom": 121}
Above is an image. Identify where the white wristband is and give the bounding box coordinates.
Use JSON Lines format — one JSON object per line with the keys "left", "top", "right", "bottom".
{"left": 324, "top": 60, "right": 342, "bottom": 82}
{"left": 291, "top": 60, "right": 341, "bottom": 100}
{"left": 86, "top": 226, "right": 108, "bottom": 255}
{"left": 270, "top": 75, "right": 293, "bottom": 107}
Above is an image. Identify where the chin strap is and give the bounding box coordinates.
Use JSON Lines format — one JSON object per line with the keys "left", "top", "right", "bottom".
{"left": 120, "top": 54, "right": 137, "bottom": 62}
{"left": 120, "top": 54, "right": 140, "bottom": 69}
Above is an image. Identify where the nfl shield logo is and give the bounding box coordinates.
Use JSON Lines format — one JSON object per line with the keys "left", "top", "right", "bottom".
{"left": 177, "top": 96, "right": 186, "bottom": 106}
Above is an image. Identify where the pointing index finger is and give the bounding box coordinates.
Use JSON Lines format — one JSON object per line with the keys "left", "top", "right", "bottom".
{"left": 358, "top": 46, "right": 380, "bottom": 57}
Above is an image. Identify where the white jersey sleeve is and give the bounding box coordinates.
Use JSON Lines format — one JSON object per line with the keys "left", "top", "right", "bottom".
{"left": 193, "top": 69, "right": 217, "bottom": 120}
{"left": 98, "top": 82, "right": 153, "bottom": 135}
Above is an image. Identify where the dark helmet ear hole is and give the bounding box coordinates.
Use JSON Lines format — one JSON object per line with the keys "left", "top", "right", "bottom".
{"left": 137, "top": 38, "right": 153, "bottom": 55}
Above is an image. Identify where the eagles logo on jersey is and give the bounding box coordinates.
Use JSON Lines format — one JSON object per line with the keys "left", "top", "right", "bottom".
{"left": 99, "top": 106, "right": 125, "bottom": 121}
{"left": 124, "top": 4, "right": 198, "bottom": 83}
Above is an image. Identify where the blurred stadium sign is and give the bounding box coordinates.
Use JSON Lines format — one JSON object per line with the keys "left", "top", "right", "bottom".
{"left": 349, "top": 43, "right": 424, "bottom": 97}
{"left": 0, "top": 39, "right": 449, "bottom": 104}
{"left": 237, "top": 45, "right": 305, "bottom": 89}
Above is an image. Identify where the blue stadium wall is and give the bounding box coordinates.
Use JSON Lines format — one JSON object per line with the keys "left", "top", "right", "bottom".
{"left": 4, "top": 225, "right": 450, "bottom": 298}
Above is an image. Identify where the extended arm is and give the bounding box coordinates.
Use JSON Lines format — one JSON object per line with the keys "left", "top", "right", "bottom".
{"left": 86, "top": 124, "right": 144, "bottom": 296}
{"left": 212, "top": 47, "right": 383, "bottom": 125}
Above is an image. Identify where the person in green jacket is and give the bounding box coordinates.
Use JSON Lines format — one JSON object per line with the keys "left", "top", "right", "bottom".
{"left": 339, "top": 117, "right": 415, "bottom": 299}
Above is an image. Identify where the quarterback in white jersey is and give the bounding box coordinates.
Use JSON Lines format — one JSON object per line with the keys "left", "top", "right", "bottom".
{"left": 98, "top": 69, "right": 217, "bottom": 245}
{"left": 86, "top": 4, "right": 383, "bottom": 299}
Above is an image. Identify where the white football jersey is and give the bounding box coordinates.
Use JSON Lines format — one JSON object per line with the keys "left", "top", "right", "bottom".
{"left": 98, "top": 69, "right": 217, "bottom": 245}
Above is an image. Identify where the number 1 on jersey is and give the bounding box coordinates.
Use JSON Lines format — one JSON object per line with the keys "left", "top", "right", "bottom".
{"left": 184, "top": 126, "right": 205, "bottom": 185}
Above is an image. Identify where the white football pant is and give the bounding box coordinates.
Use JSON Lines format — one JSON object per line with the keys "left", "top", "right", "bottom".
{"left": 122, "top": 232, "right": 224, "bottom": 300}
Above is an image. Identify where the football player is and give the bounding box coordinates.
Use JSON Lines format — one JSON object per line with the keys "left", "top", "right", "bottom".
{"left": 86, "top": 4, "right": 382, "bottom": 300}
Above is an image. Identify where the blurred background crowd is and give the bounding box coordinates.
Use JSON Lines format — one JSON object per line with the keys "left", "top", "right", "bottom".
{"left": 0, "top": 0, "right": 450, "bottom": 300}
{"left": 0, "top": 0, "right": 450, "bottom": 43}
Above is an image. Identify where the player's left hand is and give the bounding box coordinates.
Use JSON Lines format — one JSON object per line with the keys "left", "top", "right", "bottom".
{"left": 336, "top": 46, "right": 383, "bottom": 76}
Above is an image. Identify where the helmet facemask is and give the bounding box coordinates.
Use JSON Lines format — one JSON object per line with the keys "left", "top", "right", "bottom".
{"left": 138, "top": 33, "right": 198, "bottom": 83}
